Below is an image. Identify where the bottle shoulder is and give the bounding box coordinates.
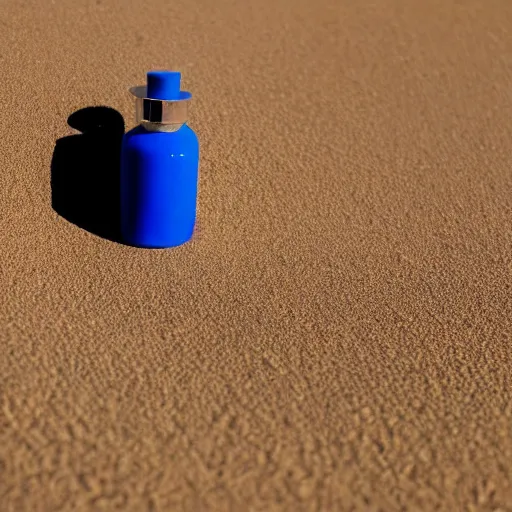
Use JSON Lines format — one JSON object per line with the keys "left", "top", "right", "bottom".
{"left": 122, "top": 123, "right": 199, "bottom": 155}
{"left": 124, "top": 123, "right": 197, "bottom": 140}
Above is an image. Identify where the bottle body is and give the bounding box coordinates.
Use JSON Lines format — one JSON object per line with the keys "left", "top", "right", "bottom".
{"left": 120, "top": 123, "right": 199, "bottom": 248}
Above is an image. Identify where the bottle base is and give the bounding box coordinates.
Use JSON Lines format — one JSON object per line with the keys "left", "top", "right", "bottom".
{"left": 122, "top": 233, "right": 194, "bottom": 249}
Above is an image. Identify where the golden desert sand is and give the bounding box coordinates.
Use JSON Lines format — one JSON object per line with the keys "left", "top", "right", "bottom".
{"left": 1, "top": 0, "right": 511, "bottom": 510}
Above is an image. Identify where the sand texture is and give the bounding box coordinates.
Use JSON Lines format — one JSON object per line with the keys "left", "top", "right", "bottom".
{"left": 1, "top": 0, "right": 512, "bottom": 510}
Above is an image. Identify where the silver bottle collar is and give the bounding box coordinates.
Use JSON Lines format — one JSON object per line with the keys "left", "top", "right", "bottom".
{"left": 130, "top": 86, "right": 191, "bottom": 126}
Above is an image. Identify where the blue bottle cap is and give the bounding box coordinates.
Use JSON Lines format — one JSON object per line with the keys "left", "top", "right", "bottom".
{"left": 146, "top": 70, "right": 191, "bottom": 101}
{"left": 129, "top": 70, "right": 192, "bottom": 126}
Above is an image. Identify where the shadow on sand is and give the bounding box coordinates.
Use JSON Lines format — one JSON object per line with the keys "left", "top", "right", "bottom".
{"left": 51, "top": 106, "right": 125, "bottom": 243}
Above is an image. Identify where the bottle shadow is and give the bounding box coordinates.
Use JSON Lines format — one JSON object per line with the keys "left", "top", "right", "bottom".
{"left": 50, "top": 106, "right": 125, "bottom": 243}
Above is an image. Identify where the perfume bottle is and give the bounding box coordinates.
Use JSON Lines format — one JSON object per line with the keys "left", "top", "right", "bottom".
{"left": 120, "top": 70, "right": 199, "bottom": 248}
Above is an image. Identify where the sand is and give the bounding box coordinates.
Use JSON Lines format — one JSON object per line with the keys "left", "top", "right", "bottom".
{"left": 1, "top": 0, "right": 511, "bottom": 510}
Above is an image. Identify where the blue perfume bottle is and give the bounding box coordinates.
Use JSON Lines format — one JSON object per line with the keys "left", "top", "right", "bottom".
{"left": 120, "top": 71, "right": 199, "bottom": 248}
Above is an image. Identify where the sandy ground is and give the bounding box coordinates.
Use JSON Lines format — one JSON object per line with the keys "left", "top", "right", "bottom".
{"left": 1, "top": 0, "right": 512, "bottom": 510}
